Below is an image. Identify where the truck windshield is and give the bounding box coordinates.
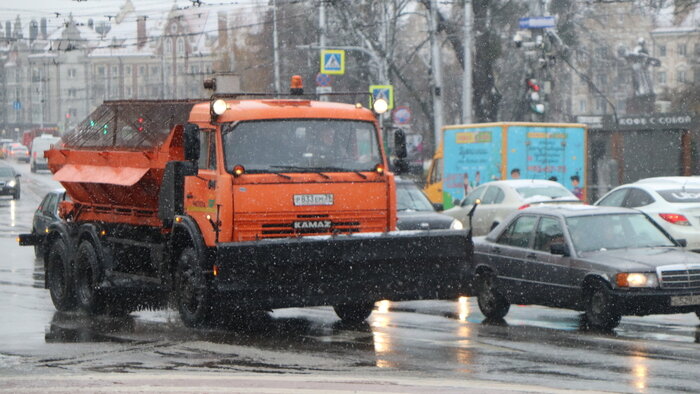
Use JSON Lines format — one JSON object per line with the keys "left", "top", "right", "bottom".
{"left": 222, "top": 120, "right": 382, "bottom": 173}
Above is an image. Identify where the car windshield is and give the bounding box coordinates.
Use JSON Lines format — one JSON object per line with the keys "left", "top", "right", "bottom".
{"left": 397, "top": 183, "right": 435, "bottom": 212}
{"left": 515, "top": 185, "right": 574, "bottom": 200}
{"left": 0, "top": 167, "right": 14, "bottom": 177}
{"left": 566, "top": 213, "right": 675, "bottom": 252}
{"left": 657, "top": 189, "right": 700, "bottom": 203}
{"left": 222, "top": 120, "right": 382, "bottom": 173}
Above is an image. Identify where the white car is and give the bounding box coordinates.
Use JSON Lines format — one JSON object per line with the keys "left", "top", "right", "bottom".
{"left": 30, "top": 135, "right": 61, "bottom": 172}
{"left": 595, "top": 176, "right": 700, "bottom": 251}
{"left": 442, "top": 179, "right": 581, "bottom": 236}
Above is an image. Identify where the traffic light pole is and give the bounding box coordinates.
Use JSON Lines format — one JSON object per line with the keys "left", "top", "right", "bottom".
{"left": 462, "top": 0, "right": 472, "bottom": 124}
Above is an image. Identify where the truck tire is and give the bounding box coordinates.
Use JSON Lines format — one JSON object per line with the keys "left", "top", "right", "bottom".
{"left": 74, "top": 240, "right": 108, "bottom": 315}
{"left": 176, "top": 247, "right": 214, "bottom": 327}
{"left": 47, "top": 239, "right": 77, "bottom": 312}
{"left": 333, "top": 302, "right": 374, "bottom": 324}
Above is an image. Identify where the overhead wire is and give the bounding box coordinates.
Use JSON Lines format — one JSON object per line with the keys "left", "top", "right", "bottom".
{"left": 0, "top": 6, "right": 314, "bottom": 55}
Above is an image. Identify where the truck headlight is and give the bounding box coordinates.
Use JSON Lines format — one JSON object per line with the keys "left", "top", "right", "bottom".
{"left": 7, "top": 180, "right": 16, "bottom": 187}
{"left": 450, "top": 219, "right": 463, "bottom": 230}
{"left": 616, "top": 272, "right": 658, "bottom": 288}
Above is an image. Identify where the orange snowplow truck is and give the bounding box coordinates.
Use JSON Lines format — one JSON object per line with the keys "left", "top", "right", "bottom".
{"left": 19, "top": 81, "right": 472, "bottom": 327}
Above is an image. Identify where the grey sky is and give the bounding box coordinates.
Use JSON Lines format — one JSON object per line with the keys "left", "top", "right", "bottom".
{"left": 0, "top": 1, "right": 227, "bottom": 30}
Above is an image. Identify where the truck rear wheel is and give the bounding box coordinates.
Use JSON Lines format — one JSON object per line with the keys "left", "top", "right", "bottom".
{"left": 47, "top": 239, "right": 77, "bottom": 311}
{"left": 333, "top": 302, "right": 374, "bottom": 324}
{"left": 176, "top": 247, "right": 214, "bottom": 327}
{"left": 75, "top": 240, "right": 108, "bottom": 315}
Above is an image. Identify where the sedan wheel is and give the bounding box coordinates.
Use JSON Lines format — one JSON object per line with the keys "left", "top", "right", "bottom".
{"left": 476, "top": 272, "right": 510, "bottom": 319}
{"left": 334, "top": 302, "right": 374, "bottom": 324}
{"left": 585, "top": 282, "right": 621, "bottom": 330}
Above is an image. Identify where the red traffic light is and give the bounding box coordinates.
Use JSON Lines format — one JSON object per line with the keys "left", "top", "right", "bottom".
{"left": 526, "top": 79, "right": 540, "bottom": 92}
{"left": 137, "top": 117, "right": 144, "bottom": 132}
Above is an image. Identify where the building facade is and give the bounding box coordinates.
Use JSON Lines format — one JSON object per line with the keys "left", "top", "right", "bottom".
{"left": 1, "top": 0, "right": 237, "bottom": 140}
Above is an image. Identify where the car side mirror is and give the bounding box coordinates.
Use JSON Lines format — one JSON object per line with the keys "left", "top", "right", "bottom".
{"left": 432, "top": 202, "right": 443, "bottom": 211}
{"left": 550, "top": 242, "right": 570, "bottom": 256}
{"left": 15, "top": 174, "right": 21, "bottom": 178}
{"left": 676, "top": 238, "right": 687, "bottom": 247}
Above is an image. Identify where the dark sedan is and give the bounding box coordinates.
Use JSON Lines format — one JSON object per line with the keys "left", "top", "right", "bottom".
{"left": 472, "top": 205, "right": 700, "bottom": 330}
{"left": 0, "top": 166, "right": 21, "bottom": 199}
{"left": 396, "top": 178, "right": 462, "bottom": 230}
{"left": 31, "top": 189, "right": 68, "bottom": 260}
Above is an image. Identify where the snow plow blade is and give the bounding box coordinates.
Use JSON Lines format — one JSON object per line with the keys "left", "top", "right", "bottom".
{"left": 214, "top": 229, "right": 473, "bottom": 309}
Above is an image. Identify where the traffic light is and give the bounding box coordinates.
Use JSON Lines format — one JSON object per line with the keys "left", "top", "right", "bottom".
{"left": 137, "top": 117, "right": 145, "bottom": 132}
{"left": 526, "top": 78, "right": 545, "bottom": 114}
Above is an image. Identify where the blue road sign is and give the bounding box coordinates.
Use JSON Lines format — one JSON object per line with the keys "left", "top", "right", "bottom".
{"left": 392, "top": 106, "right": 411, "bottom": 125}
{"left": 12, "top": 101, "right": 21, "bottom": 111}
{"left": 519, "top": 16, "right": 555, "bottom": 29}
{"left": 320, "top": 50, "right": 345, "bottom": 75}
{"left": 369, "top": 85, "right": 394, "bottom": 110}
{"left": 315, "top": 73, "right": 331, "bottom": 87}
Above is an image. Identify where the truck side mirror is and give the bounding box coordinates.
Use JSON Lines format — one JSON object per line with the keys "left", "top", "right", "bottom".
{"left": 183, "top": 123, "right": 200, "bottom": 164}
{"left": 393, "top": 128, "right": 407, "bottom": 159}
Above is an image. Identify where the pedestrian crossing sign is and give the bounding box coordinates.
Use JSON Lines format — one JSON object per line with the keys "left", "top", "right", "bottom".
{"left": 369, "top": 85, "right": 394, "bottom": 110}
{"left": 320, "top": 50, "right": 345, "bottom": 75}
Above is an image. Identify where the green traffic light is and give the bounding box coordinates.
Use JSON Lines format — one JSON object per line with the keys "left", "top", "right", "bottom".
{"left": 530, "top": 103, "right": 545, "bottom": 114}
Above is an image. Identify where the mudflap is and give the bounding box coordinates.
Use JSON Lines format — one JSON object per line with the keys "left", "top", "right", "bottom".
{"left": 214, "top": 229, "right": 473, "bottom": 310}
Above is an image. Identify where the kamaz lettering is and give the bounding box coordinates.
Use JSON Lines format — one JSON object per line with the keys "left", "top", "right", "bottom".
{"left": 294, "top": 220, "right": 332, "bottom": 229}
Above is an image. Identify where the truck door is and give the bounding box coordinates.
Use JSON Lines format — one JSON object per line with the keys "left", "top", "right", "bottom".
{"left": 184, "top": 128, "right": 218, "bottom": 245}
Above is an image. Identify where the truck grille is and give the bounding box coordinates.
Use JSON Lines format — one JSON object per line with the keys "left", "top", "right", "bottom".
{"left": 262, "top": 215, "right": 360, "bottom": 236}
{"left": 658, "top": 265, "right": 700, "bottom": 290}
{"left": 236, "top": 211, "right": 387, "bottom": 240}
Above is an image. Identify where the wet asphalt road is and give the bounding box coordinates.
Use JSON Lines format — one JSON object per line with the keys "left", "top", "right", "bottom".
{"left": 1, "top": 160, "right": 699, "bottom": 393}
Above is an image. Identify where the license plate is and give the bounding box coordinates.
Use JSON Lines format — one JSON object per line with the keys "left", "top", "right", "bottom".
{"left": 293, "top": 194, "right": 333, "bottom": 206}
{"left": 670, "top": 295, "right": 700, "bottom": 307}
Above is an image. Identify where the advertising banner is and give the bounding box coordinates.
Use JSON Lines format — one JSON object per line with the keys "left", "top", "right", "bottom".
{"left": 442, "top": 126, "right": 503, "bottom": 207}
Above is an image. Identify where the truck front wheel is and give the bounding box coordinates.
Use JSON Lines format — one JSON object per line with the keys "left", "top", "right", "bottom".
{"left": 333, "top": 302, "right": 374, "bottom": 324}
{"left": 47, "top": 239, "right": 77, "bottom": 311}
{"left": 176, "top": 247, "right": 213, "bottom": 327}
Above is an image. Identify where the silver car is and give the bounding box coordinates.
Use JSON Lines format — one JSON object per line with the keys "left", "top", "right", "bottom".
{"left": 442, "top": 179, "right": 581, "bottom": 236}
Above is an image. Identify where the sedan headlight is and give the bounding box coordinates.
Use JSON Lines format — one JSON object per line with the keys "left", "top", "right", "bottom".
{"left": 616, "top": 272, "right": 658, "bottom": 288}
{"left": 450, "top": 219, "right": 464, "bottom": 230}
{"left": 7, "top": 180, "right": 16, "bottom": 187}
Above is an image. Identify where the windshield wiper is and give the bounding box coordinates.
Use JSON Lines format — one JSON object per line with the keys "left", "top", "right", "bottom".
{"left": 314, "top": 167, "right": 368, "bottom": 179}
{"left": 270, "top": 165, "right": 330, "bottom": 179}
{"left": 271, "top": 165, "right": 368, "bottom": 180}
